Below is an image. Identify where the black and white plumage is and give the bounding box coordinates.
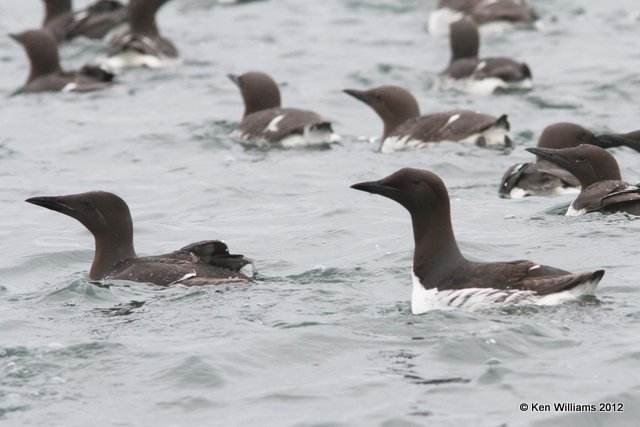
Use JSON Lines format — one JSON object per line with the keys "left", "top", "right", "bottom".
{"left": 501, "top": 123, "right": 640, "bottom": 198}
{"left": 344, "top": 85, "right": 511, "bottom": 153}
{"left": 42, "top": 0, "right": 127, "bottom": 42}
{"left": 351, "top": 168, "right": 604, "bottom": 313}
{"left": 526, "top": 144, "right": 640, "bottom": 216}
{"left": 229, "top": 71, "right": 340, "bottom": 147}
{"left": 101, "top": 0, "right": 180, "bottom": 69}
{"left": 437, "top": 18, "right": 532, "bottom": 95}
{"left": 428, "top": 0, "right": 539, "bottom": 36}
{"left": 10, "top": 29, "right": 114, "bottom": 94}
{"left": 26, "top": 191, "right": 252, "bottom": 286}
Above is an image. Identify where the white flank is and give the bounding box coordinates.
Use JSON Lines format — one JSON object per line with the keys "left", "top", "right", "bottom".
{"left": 566, "top": 202, "right": 587, "bottom": 216}
{"left": 266, "top": 114, "right": 285, "bottom": 132}
{"left": 428, "top": 7, "right": 464, "bottom": 36}
{"left": 477, "top": 20, "right": 517, "bottom": 35}
{"left": 229, "top": 129, "right": 246, "bottom": 139}
{"left": 436, "top": 75, "right": 533, "bottom": 96}
{"left": 278, "top": 134, "right": 309, "bottom": 148}
{"left": 62, "top": 83, "right": 78, "bottom": 93}
{"left": 509, "top": 185, "right": 580, "bottom": 199}
{"left": 379, "top": 135, "right": 433, "bottom": 153}
{"left": 279, "top": 126, "right": 341, "bottom": 147}
{"left": 381, "top": 118, "right": 510, "bottom": 152}
{"left": 169, "top": 272, "right": 197, "bottom": 285}
{"left": 272, "top": 118, "right": 340, "bottom": 147}
{"left": 100, "top": 50, "right": 182, "bottom": 70}
{"left": 554, "top": 186, "right": 581, "bottom": 196}
{"left": 235, "top": 120, "right": 340, "bottom": 147}
{"left": 411, "top": 270, "right": 599, "bottom": 314}
{"left": 508, "top": 187, "right": 530, "bottom": 199}
{"left": 459, "top": 123, "right": 510, "bottom": 148}
{"left": 428, "top": 7, "right": 536, "bottom": 36}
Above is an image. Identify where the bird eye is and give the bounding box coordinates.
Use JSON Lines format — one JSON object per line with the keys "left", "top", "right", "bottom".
{"left": 412, "top": 179, "right": 423, "bottom": 185}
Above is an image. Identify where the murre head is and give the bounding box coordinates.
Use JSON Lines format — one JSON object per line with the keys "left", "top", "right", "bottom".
{"left": 449, "top": 18, "right": 479, "bottom": 61}
{"left": 343, "top": 85, "right": 421, "bottom": 140}
{"left": 537, "top": 122, "right": 597, "bottom": 150}
{"left": 351, "top": 168, "right": 464, "bottom": 273}
{"left": 526, "top": 144, "right": 622, "bottom": 188}
{"left": 228, "top": 71, "right": 282, "bottom": 117}
{"left": 351, "top": 168, "right": 450, "bottom": 214}
{"left": 537, "top": 122, "right": 640, "bottom": 153}
{"left": 42, "top": 0, "right": 73, "bottom": 26}
{"left": 10, "top": 29, "right": 62, "bottom": 84}
{"left": 129, "top": 0, "right": 169, "bottom": 36}
{"left": 26, "top": 191, "right": 136, "bottom": 279}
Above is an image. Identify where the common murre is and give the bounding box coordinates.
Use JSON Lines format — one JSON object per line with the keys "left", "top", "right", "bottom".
{"left": 26, "top": 191, "right": 252, "bottom": 285}
{"left": 437, "top": 18, "right": 532, "bottom": 95}
{"left": 526, "top": 144, "right": 640, "bottom": 216}
{"left": 500, "top": 123, "right": 640, "bottom": 199}
{"left": 352, "top": 168, "right": 604, "bottom": 313}
{"left": 10, "top": 29, "right": 114, "bottom": 93}
{"left": 229, "top": 71, "right": 340, "bottom": 147}
{"left": 42, "top": 0, "right": 127, "bottom": 42}
{"left": 344, "top": 85, "right": 511, "bottom": 153}
{"left": 101, "top": 0, "right": 181, "bottom": 69}
{"left": 428, "top": 0, "right": 539, "bottom": 36}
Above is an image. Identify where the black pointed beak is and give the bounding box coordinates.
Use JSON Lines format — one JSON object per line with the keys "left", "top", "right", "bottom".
{"left": 26, "top": 196, "right": 76, "bottom": 214}
{"left": 343, "top": 89, "right": 367, "bottom": 103}
{"left": 8, "top": 33, "right": 22, "bottom": 43}
{"left": 592, "top": 133, "right": 640, "bottom": 152}
{"left": 525, "top": 147, "right": 570, "bottom": 166}
{"left": 351, "top": 180, "right": 397, "bottom": 197}
{"left": 227, "top": 74, "right": 241, "bottom": 87}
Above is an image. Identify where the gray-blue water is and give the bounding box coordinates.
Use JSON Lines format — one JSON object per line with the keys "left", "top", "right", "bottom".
{"left": 1, "top": 1, "right": 640, "bottom": 426}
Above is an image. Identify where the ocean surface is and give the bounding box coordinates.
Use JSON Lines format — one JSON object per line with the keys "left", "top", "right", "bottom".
{"left": 1, "top": 0, "right": 640, "bottom": 426}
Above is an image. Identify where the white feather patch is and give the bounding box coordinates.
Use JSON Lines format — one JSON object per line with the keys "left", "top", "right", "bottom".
{"left": 445, "top": 113, "right": 461, "bottom": 126}
{"left": 509, "top": 185, "right": 580, "bottom": 199}
{"left": 62, "top": 83, "right": 78, "bottom": 93}
{"left": 410, "top": 270, "right": 599, "bottom": 314}
{"left": 459, "top": 122, "right": 510, "bottom": 148}
{"left": 100, "top": 50, "right": 182, "bottom": 70}
{"left": 379, "top": 135, "right": 433, "bottom": 153}
{"left": 266, "top": 114, "right": 285, "bottom": 132}
{"left": 169, "top": 272, "right": 197, "bottom": 285}
{"left": 566, "top": 202, "right": 587, "bottom": 216}
{"left": 436, "top": 75, "right": 533, "bottom": 96}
